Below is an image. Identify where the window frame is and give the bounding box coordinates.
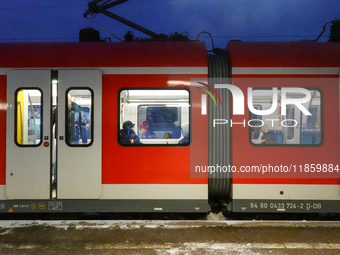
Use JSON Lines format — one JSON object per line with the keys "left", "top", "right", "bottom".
{"left": 117, "top": 87, "right": 191, "bottom": 147}
{"left": 249, "top": 87, "right": 324, "bottom": 147}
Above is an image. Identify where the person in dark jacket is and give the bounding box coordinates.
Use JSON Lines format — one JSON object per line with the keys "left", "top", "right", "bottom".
{"left": 257, "top": 124, "right": 276, "bottom": 144}
{"left": 67, "top": 94, "right": 88, "bottom": 144}
{"left": 119, "top": 120, "right": 142, "bottom": 144}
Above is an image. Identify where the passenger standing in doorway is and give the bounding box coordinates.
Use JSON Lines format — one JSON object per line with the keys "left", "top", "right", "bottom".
{"left": 67, "top": 94, "right": 88, "bottom": 144}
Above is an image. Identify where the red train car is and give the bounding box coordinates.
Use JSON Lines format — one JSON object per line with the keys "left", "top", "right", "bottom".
{"left": 0, "top": 39, "right": 339, "bottom": 214}
{"left": 228, "top": 42, "right": 340, "bottom": 213}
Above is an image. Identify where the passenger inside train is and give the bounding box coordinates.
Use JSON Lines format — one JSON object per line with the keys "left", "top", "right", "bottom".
{"left": 171, "top": 121, "right": 182, "bottom": 139}
{"left": 66, "top": 90, "right": 92, "bottom": 145}
{"left": 67, "top": 94, "right": 88, "bottom": 144}
{"left": 140, "top": 121, "right": 155, "bottom": 139}
{"left": 256, "top": 124, "right": 276, "bottom": 144}
{"left": 178, "top": 123, "right": 190, "bottom": 144}
{"left": 119, "top": 120, "right": 142, "bottom": 144}
{"left": 163, "top": 132, "right": 171, "bottom": 139}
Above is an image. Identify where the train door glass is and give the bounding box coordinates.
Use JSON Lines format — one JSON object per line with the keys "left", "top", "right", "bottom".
{"left": 15, "top": 89, "right": 42, "bottom": 146}
{"left": 6, "top": 70, "right": 51, "bottom": 199}
{"left": 250, "top": 88, "right": 322, "bottom": 146}
{"left": 66, "top": 89, "right": 93, "bottom": 146}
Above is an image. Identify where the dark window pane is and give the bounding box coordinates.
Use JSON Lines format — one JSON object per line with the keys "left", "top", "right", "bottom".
{"left": 66, "top": 89, "right": 92, "bottom": 146}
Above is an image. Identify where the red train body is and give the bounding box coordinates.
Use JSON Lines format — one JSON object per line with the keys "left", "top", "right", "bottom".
{"left": 0, "top": 39, "right": 339, "bottom": 214}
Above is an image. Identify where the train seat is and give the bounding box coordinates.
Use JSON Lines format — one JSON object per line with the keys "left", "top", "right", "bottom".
{"left": 275, "top": 134, "right": 284, "bottom": 144}
{"left": 301, "top": 131, "right": 321, "bottom": 145}
{"left": 301, "top": 135, "right": 313, "bottom": 144}
{"left": 268, "top": 130, "right": 284, "bottom": 144}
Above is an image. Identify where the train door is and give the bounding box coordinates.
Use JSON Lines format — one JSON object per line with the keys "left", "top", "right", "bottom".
{"left": 56, "top": 70, "right": 102, "bottom": 199}
{"left": 6, "top": 70, "right": 51, "bottom": 199}
{"left": 6, "top": 69, "right": 102, "bottom": 200}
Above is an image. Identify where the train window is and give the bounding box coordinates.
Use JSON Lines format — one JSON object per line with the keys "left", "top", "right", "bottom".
{"left": 15, "top": 89, "right": 42, "bottom": 146}
{"left": 66, "top": 89, "right": 93, "bottom": 146}
{"left": 119, "top": 89, "right": 190, "bottom": 145}
{"left": 250, "top": 88, "right": 322, "bottom": 146}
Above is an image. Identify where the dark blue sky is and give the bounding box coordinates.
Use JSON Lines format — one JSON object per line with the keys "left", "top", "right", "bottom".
{"left": 1, "top": 0, "right": 340, "bottom": 48}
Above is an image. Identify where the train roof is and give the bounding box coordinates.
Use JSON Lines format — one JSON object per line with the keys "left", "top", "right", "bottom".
{"left": 227, "top": 41, "right": 340, "bottom": 68}
{"left": 2, "top": 40, "right": 340, "bottom": 70}
{"left": 0, "top": 41, "right": 207, "bottom": 68}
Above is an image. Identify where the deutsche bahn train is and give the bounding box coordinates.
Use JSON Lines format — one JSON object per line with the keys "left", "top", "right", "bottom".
{"left": 0, "top": 33, "right": 339, "bottom": 215}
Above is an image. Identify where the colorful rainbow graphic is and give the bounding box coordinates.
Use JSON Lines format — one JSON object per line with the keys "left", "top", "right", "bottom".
{"left": 196, "top": 82, "right": 223, "bottom": 106}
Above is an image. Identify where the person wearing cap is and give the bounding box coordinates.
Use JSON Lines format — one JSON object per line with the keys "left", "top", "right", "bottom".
{"left": 119, "top": 120, "right": 142, "bottom": 144}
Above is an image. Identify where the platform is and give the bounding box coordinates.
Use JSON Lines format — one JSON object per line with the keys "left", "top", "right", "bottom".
{"left": 1, "top": 214, "right": 340, "bottom": 254}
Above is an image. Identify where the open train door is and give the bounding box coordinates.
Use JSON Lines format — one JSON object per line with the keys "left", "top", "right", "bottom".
{"left": 56, "top": 70, "right": 102, "bottom": 199}
{"left": 6, "top": 70, "right": 52, "bottom": 199}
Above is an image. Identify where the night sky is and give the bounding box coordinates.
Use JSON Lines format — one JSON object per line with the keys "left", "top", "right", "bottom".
{"left": 1, "top": 0, "right": 340, "bottom": 48}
